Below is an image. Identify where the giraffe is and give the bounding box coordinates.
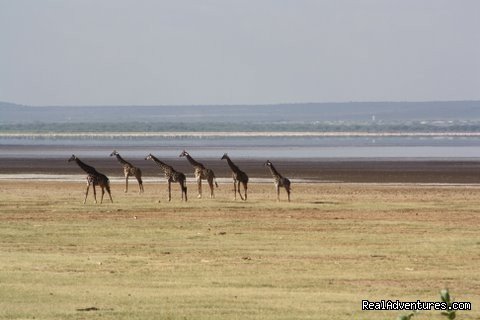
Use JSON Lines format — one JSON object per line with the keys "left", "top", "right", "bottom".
{"left": 179, "top": 150, "right": 218, "bottom": 199}
{"left": 221, "top": 153, "right": 248, "bottom": 201}
{"left": 264, "top": 160, "right": 291, "bottom": 202}
{"left": 109, "top": 150, "right": 144, "bottom": 194}
{"left": 67, "top": 154, "right": 113, "bottom": 204}
{"left": 145, "top": 153, "right": 187, "bottom": 201}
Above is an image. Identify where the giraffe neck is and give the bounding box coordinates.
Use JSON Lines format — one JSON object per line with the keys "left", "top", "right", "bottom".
{"left": 225, "top": 157, "right": 240, "bottom": 173}
{"left": 75, "top": 158, "right": 98, "bottom": 175}
{"left": 149, "top": 155, "right": 172, "bottom": 173}
{"left": 115, "top": 153, "right": 131, "bottom": 166}
{"left": 185, "top": 154, "right": 203, "bottom": 168}
{"left": 267, "top": 164, "right": 282, "bottom": 179}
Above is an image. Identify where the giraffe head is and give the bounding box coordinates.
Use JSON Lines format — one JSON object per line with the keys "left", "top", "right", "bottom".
{"left": 264, "top": 160, "right": 273, "bottom": 167}
{"left": 221, "top": 153, "right": 229, "bottom": 160}
{"left": 110, "top": 150, "right": 119, "bottom": 157}
{"left": 179, "top": 150, "right": 189, "bottom": 158}
{"left": 145, "top": 153, "right": 153, "bottom": 161}
{"left": 67, "top": 154, "right": 77, "bottom": 162}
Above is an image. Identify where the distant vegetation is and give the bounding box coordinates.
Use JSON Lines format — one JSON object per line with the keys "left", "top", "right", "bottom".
{"left": 2, "top": 120, "right": 480, "bottom": 133}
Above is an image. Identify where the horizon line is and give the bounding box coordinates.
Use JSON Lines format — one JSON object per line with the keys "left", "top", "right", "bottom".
{"left": 2, "top": 99, "right": 480, "bottom": 108}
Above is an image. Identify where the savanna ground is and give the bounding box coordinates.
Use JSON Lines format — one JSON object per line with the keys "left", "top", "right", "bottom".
{"left": 0, "top": 180, "right": 479, "bottom": 319}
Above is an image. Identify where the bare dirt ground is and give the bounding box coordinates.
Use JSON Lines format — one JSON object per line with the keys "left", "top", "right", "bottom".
{"left": 0, "top": 179, "right": 479, "bottom": 319}
{"left": 2, "top": 157, "right": 480, "bottom": 183}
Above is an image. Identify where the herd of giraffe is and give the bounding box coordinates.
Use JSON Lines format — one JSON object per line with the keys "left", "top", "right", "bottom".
{"left": 68, "top": 150, "right": 291, "bottom": 204}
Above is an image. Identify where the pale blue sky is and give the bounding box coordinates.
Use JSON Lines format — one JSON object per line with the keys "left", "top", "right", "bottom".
{"left": 1, "top": 0, "right": 479, "bottom": 106}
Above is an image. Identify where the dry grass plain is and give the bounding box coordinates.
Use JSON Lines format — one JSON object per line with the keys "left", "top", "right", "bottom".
{"left": 0, "top": 180, "right": 479, "bottom": 319}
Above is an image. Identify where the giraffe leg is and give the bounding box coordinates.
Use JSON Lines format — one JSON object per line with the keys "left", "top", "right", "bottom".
{"left": 125, "top": 174, "right": 129, "bottom": 193}
{"left": 84, "top": 183, "right": 90, "bottom": 204}
{"left": 136, "top": 174, "right": 144, "bottom": 194}
{"left": 197, "top": 177, "right": 202, "bottom": 198}
{"left": 168, "top": 180, "right": 172, "bottom": 202}
{"left": 106, "top": 184, "right": 113, "bottom": 203}
{"left": 243, "top": 182, "right": 248, "bottom": 201}
{"left": 92, "top": 185, "right": 97, "bottom": 204}
{"left": 180, "top": 180, "right": 184, "bottom": 201}
{"left": 233, "top": 181, "right": 237, "bottom": 200}
{"left": 285, "top": 181, "right": 291, "bottom": 202}
{"left": 208, "top": 177, "right": 214, "bottom": 198}
{"left": 237, "top": 181, "right": 245, "bottom": 201}
{"left": 276, "top": 184, "right": 280, "bottom": 201}
{"left": 100, "top": 186, "right": 105, "bottom": 204}
{"left": 181, "top": 180, "right": 188, "bottom": 201}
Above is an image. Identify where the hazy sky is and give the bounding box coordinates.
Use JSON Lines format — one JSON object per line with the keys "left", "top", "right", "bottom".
{"left": 1, "top": 0, "right": 479, "bottom": 106}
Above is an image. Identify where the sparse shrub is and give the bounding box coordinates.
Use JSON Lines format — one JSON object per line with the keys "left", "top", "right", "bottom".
{"left": 440, "top": 289, "right": 456, "bottom": 320}
{"left": 397, "top": 289, "right": 457, "bottom": 320}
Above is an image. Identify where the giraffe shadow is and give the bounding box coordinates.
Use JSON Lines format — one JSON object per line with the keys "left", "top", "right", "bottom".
{"left": 311, "top": 201, "right": 338, "bottom": 205}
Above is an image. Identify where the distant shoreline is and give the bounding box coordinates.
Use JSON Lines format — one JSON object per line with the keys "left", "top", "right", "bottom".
{"left": 3, "top": 131, "right": 480, "bottom": 138}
